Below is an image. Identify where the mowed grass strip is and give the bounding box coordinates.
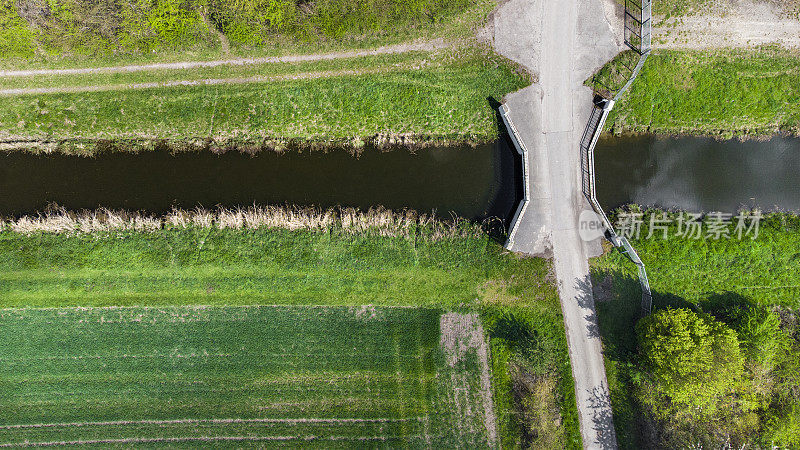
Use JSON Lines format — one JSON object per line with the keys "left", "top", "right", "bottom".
{"left": 0, "top": 49, "right": 529, "bottom": 143}
{"left": 0, "top": 306, "right": 441, "bottom": 446}
{"left": 603, "top": 48, "right": 800, "bottom": 137}
{"left": 0, "top": 227, "right": 556, "bottom": 308}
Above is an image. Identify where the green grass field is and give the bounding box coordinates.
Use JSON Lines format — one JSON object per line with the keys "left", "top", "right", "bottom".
{"left": 599, "top": 48, "right": 800, "bottom": 137}
{"left": 0, "top": 47, "right": 528, "bottom": 149}
{"left": 0, "top": 305, "right": 497, "bottom": 447}
{"left": 0, "top": 223, "right": 582, "bottom": 447}
{"left": 0, "top": 226, "right": 555, "bottom": 308}
{"left": 591, "top": 210, "right": 800, "bottom": 448}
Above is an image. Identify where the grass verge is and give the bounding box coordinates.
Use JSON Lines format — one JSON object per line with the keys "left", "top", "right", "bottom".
{"left": 598, "top": 48, "right": 800, "bottom": 137}
{"left": 592, "top": 208, "right": 800, "bottom": 448}
{"left": 0, "top": 210, "right": 550, "bottom": 308}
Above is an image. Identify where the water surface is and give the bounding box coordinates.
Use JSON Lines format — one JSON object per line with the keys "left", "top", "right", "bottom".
{"left": 0, "top": 141, "right": 520, "bottom": 224}
{"left": 595, "top": 135, "right": 800, "bottom": 213}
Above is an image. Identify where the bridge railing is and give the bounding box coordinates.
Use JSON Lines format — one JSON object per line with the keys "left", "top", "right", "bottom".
{"left": 498, "top": 104, "right": 530, "bottom": 251}
{"left": 618, "top": 236, "right": 653, "bottom": 316}
{"left": 592, "top": 0, "right": 651, "bottom": 101}
{"left": 579, "top": 100, "right": 653, "bottom": 316}
{"left": 579, "top": 0, "right": 654, "bottom": 315}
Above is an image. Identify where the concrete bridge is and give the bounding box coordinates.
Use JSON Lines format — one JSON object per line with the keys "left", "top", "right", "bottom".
{"left": 487, "top": 0, "right": 630, "bottom": 447}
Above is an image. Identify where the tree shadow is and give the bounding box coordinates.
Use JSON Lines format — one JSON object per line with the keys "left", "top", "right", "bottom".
{"left": 590, "top": 267, "right": 695, "bottom": 449}
{"left": 591, "top": 268, "right": 690, "bottom": 358}
{"left": 569, "top": 274, "right": 621, "bottom": 447}
{"left": 576, "top": 273, "right": 602, "bottom": 339}
{"left": 699, "top": 291, "right": 757, "bottom": 324}
{"left": 587, "top": 384, "right": 619, "bottom": 449}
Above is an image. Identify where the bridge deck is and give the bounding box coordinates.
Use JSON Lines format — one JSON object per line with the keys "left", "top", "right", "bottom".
{"left": 491, "top": 0, "right": 623, "bottom": 447}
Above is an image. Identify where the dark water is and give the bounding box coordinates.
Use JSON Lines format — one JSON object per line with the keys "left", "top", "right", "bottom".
{"left": 595, "top": 135, "right": 800, "bottom": 213}
{"left": 0, "top": 141, "right": 521, "bottom": 223}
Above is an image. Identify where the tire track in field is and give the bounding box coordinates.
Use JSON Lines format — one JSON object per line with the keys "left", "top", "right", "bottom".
{"left": 0, "top": 417, "right": 424, "bottom": 430}
{"left": 0, "top": 434, "right": 417, "bottom": 448}
{"left": 0, "top": 39, "right": 449, "bottom": 78}
{"left": 439, "top": 313, "right": 498, "bottom": 447}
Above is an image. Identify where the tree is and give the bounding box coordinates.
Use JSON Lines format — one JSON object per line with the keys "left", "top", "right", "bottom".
{"left": 636, "top": 308, "right": 744, "bottom": 420}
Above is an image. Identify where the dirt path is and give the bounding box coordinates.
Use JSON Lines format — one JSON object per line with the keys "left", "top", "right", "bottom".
{"left": 0, "top": 40, "right": 449, "bottom": 78}
{"left": 199, "top": 12, "right": 231, "bottom": 56}
{"left": 439, "top": 313, "right": 498, "bottom": 447}
{"left": 655, "top": 0, "right": 800, "bottom": 49}
{"left": 0, "top": 67, "right": 396, "bottom": 96}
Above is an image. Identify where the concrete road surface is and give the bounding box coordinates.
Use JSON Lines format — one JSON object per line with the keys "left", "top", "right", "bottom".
{"left": 490, "top": 0, "right": 623, "bottom": 447}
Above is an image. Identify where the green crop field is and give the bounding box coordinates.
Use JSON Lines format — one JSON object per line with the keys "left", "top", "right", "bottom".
{"left": 0, "top": 305, "right": 499, "bottom": 447}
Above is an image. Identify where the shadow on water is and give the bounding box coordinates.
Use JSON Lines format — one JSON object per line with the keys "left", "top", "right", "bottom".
{"left": 0, "top": 138, "right": 523, "bottom": 229}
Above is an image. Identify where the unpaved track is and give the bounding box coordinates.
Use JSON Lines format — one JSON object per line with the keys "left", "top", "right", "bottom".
{"left": 0, "top": 67, "right": 392, "bottom": 96}
{"left": 0, "top": 39, "right": 449, "bottom": 78}
{"left": 0, "top": 435, "right": 396, "bottom": 448}
{"left": 1, "top": 417, "right": 419, "bottom": 430}
{"left": 439, "top": 313, "right": 498, "bottom": 447}
{"left": 655, "top": 0, "right": 800, "bottom": 49}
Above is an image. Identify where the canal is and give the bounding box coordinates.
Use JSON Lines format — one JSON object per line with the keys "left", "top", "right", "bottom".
{"left": 595, "top": 135, "right": 800, "bottom": 213}
{"left": 0, "top": 141, "right": 521, "bottom": 224}
{"left": 3, "top": 134, "right": 798, "bottom": 224}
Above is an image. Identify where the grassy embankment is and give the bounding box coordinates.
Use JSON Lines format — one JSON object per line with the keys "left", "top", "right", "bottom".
{"left": 0, "top": 0, "right": 529, "bottom": 151}
{"left": 0, "top": 47, "right": 529, "bottom": 153}
{"left": 0, "top": 208, "right": 581, "bottom": 448}
{"left": 591, "top": 209, "right": 800, "bottom": 448}
{"left": 592, "top": 48, "right": 800, "bottom": 137}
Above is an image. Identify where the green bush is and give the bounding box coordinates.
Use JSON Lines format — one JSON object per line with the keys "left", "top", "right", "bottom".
{"left": 483, "top": 308, "right": 581, "bottom": 449}
{"left": 732, "top": 307, "right": 788, "bottom": 378}
{"left": 205, "top": 0, "right": 295, "bottom": 45}
{"left": 148, "top": 0, "right": 205, "bottom": 43}
{"left": 117, "top": 0, "right": 160, "bottom": 53}
{"left": 1, "top": 0, "right": 483, "bottom": 60}
{"left": 625, "top": 303, "right": 800, "bottom": 447}
{"left": 635, "top": 308, "right": 744, "bottom": 420}
{"left": 0, "top": 0, "right": 36, "bottom": 58}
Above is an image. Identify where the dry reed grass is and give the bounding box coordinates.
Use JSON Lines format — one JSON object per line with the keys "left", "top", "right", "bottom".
{"left": 1, "top": 206, "right": 482, "bottom": 240}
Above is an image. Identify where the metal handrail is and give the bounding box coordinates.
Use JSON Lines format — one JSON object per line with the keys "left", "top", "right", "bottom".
{"left": 584, "top": 0, "right": 654, "bottom": 318}
{"left": 498, "top": 104, "right": 530, "bottom": 250}
{"left": 579, "top": 100, "right": 653, "bottom": 316}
